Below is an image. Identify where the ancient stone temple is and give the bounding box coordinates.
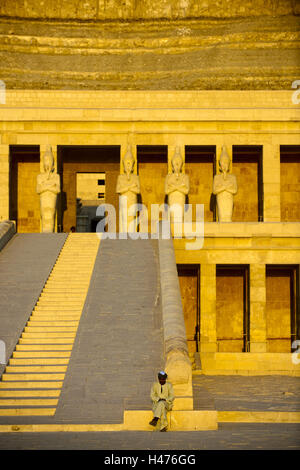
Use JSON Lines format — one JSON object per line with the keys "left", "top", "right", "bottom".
{"left": 0, "top": 0, "right": 299, "bottom": 431}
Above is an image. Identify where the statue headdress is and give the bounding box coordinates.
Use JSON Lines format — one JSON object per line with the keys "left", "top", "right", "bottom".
{"left": 219, "top": 145, "right": 231, "bottom": 171}
{"left": 171, "top": 146, "right": 183, "bottom": 169}
{"left": 43, "top": 145, "right": 54, "bottom": 172}
{"left": 122, "top": 144, "right": 135, "bottom": 170}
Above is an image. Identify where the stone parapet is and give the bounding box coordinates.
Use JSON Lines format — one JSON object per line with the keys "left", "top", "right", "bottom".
{"left": 158, "top": 236, "right": 193, "bottom": 405}
{"left": 0, "top": 220, "right": 15, "bottom": 252}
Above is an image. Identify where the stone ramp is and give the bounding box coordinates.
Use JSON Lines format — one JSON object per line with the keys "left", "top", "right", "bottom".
{"left": 0, "top": 234, "right": 67, "bottom": 377}
{"left": 54, "top": 238, "right": 164, "bottom": 424}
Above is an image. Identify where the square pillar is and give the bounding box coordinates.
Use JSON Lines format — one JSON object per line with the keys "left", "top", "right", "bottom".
{"left": 0, "top": 144, "right": 10, "bottom": 221}
{"left": 250, "top": 264, "right": 267, "bottom": 352}
{"left": 200, "top": 264, "right": 217, "bottom": 352}
{"left": 263, "top": 143, "right": 281, "bottom": 222}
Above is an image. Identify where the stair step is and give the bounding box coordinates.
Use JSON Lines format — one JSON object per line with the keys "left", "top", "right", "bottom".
{"left": 0, "top": 409, "right": 56, "bottom": 416}
{"left": 6, "top": 366, "right": 67, "bottom": 373}
{"left": 32, "top": 309, "right": 82, "bottom": 313}
{"left": 13, "top": 351, "right": 71, "bottom": 358}
{"left": 36, "top": 302, "right": 85, "bottom": 306}
{"left": 30, "top": 318, "right": 80, "bottom": 322}
{"left": 9, "top": 358, "right": 69, "bottom": 365}
{"left": 28, "top": 319, "right": 78, "bottom": 324}
{"left": 2, "top": 373, "right": 65, "bottom": 381}
{"left": 0, "top": 390, "right": 61, "bottom": 397}
{"left": 0, "top": 399, "right": 59, "bottom": 406}
{"left": 21, "top": 333, "right": 76, "bottom": 339}
{"left": 32, "top": 308, "right": 83, "bottom": 313}
{"left": 0, "top": 381, "right": 63, "bottom": 389}
{"left": 24, "top": 326, "right": 77, "bottom": 332}
{"left": 43, "top": 287, "right": 88, "bottom": 290}
{"left": 19, "top": 339, "right": 74, "bottom": 344}
{"left": 27, "top": 321, "right": 79, "bottom": 326}
{"left": 16, "top": 345, "right": 73, "bottom": 351}
{"left": 9, "top": 357, "right": 69, "bottom": 366}
{"left": 39, "top": 291, "right": 86, "bottom": 300}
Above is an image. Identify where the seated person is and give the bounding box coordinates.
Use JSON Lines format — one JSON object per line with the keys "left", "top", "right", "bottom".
{"left": 149, "top": 371, "right": 174, "bottom": 432}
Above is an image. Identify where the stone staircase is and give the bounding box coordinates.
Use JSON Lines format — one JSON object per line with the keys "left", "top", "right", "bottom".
{"left": 0, "top": 235, "right": 165, "bottom": 424}
{"left": 0, "top": 233, "right": 100, "bottom": 417}
{"left": 0, "top": 234, "right": 220, "bottom": 431}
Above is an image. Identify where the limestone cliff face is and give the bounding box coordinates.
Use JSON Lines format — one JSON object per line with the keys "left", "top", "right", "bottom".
{"left": 0, "top": 1, "right": 299, "bottom": 90}
{"left": 0, "top": 0, "right": 299, "bottom": 20}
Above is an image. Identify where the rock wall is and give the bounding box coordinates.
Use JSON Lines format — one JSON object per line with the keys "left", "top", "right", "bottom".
{"left": 0, "top": 0, "right": 299, "bottom": 21}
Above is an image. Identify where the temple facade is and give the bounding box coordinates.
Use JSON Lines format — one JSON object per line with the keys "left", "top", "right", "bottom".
{"left": 0, "top": 0, "right": 299, "bottom": 376}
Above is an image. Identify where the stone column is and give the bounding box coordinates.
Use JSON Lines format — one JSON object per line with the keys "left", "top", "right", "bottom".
{"left": 249, "top": 264, "right": 267, "bottom": 353}
{"left": 200, "top": 264, "right": 217, "bottom": 352}
{"left": 263, "top": 143, "right": 281, "bottom": 222}
{"left": 0, "top": 144, "right": 10, "bottom": 222}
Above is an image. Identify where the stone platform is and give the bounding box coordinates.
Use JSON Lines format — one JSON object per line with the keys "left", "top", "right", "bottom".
{"left": 0, "top": 374, "right": 299, "bottom": 450}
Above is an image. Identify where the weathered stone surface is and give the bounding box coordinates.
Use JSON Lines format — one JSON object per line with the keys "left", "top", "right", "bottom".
{"left": 0, "top": 0, "right": 298, "bottom": 20}
{"left": 0, "top": 15, "right": 298, "bottom": 90}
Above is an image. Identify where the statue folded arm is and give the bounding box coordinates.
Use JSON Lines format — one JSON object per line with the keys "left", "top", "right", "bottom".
{"left": 165, "top": 175, "right": 189, "bottom": 196}
{"left": 116, "top": 175, "right": 140, "bottom": 195}
{"left": 36, "top": 174, "right": 60, "bottom": 195}
{"left": 116, "top": 175, "right": 130, "bottom": 194}
{"left": 213, "top": 175, "right": 237, "bottom": 196}
{"left": 181, "top": 175, "right": 190, "bottom": 195}
{"left": 224, "top": 175, "right": 238, "bottom": 195}
{"left": 165, "top": 179, "right": 176, "bottom": 196}
{"left": 128, "top": 177, "right": 140, "bottom": 195}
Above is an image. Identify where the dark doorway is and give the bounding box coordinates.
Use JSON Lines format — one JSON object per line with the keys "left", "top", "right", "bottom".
{"left": 57, "top": 146, "right": 120, "bottom": 232}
